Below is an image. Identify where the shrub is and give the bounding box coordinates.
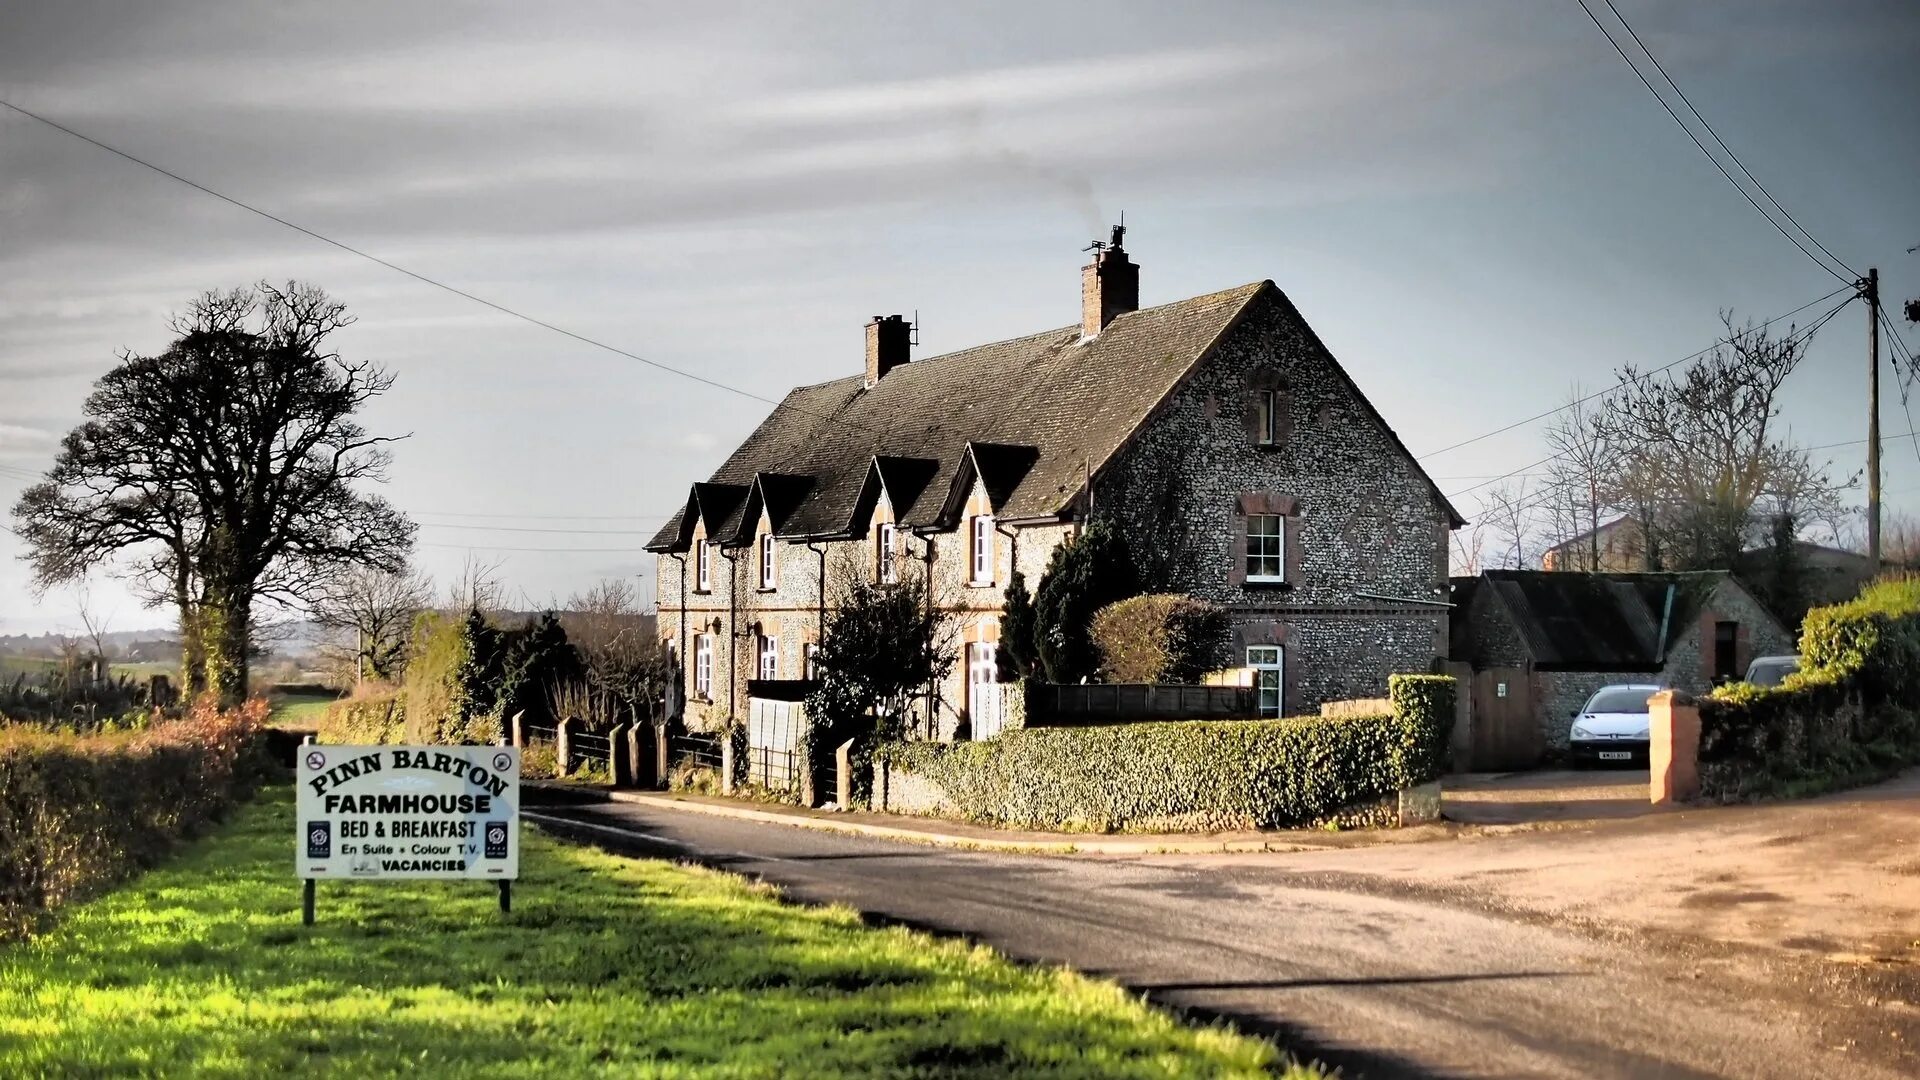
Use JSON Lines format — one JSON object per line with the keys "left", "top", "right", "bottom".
{"left": 1388, "top": 674, "right": 1456, "bottom": 786}
{"left": 318, "top": 686, "right": 406, "bottom": 745}
{"left": 1702, "top": 575, "right": 1920, "bottom": 800}
{"left": 878, "top": 714, "right": 1404, "bottom": 832}
{"left": 0, "top": 697, "right": 273, "bottom": 937}
{"left": 1089, "top": 593, "right": 1230, "bottom": 684}
{"left": 1032, "top": 519, "right": 1140, "bottom": 684}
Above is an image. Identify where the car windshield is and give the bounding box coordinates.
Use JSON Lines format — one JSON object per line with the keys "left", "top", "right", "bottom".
{"left": 1585, "top": 687, "right": 1654, "bottom": 714}
{"left": 1748, "top": 660, "right": 1797, "bottom": 687}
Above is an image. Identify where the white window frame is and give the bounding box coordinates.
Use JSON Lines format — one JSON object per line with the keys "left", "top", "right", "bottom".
{"left": 757, "top": 634, "right": 779, "bottom": 681}
{"left": 877, "top": 522, "right": 897, "bottom": 584}
{"left": 970, "top": 515, "right": 995, "bottom": 585}
{"left": 1255, "top": 389, "right": 1280, "bottom": 445}
{"left": 1247, "top": 645, "right": 1283, "bottom": 717}
{"left": 1246, "top": 514, "right": 1285, "bottom": 583}
{"left": 695, "top": 539, "right": 712, "bottom": 592}
{"left": 758, "top": 532, "right": 777, "bottom": 590}
{"left": 803, "top": 642, "right": 821, "bottom": 681}
{"left": 694, "top": 634, "right": 713, "bottom": 698}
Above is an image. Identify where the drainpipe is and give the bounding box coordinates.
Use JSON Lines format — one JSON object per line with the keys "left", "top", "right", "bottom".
{"left": 1653, "top": 583, "right": 1676, "bottom": 666}
{"left": 669, "top": 552, "right": 688, "bottom": 723}
{"left": 721, "top": 547, "right": 741, "bottom": 726}
{"left": 805, "top": 540, "right": 827, "bottom": 674}
{"left": 910, "top": 528, "right": 939, "bottom": 739}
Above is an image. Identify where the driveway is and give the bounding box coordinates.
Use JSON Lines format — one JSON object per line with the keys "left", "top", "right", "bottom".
{"left": 528, "top": 775, "right": 1920, "bottom": 1080}
{"left": 1444, "top": 768, "right": 1658, "bottom": 825}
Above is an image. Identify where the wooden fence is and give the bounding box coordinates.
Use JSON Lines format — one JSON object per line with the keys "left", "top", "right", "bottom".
{"left": 1027, "top": 683, "right": 1257, "bottom": 725}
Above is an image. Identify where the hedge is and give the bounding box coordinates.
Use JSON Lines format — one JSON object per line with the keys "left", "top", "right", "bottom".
{"left": 878, "top": 674, "right": 1456, "bottom": 832}
{"left": 318, "top": 690, "right": 406, "bottom": 745}
{"left": 1089, "top": 593, "right": 1230, "bottom": 684}
{"left": 0, "top": 698, "right": 274, "bottom": 938}
{"left": 1702, "top": 576, "right": 1920, "bottom": 800}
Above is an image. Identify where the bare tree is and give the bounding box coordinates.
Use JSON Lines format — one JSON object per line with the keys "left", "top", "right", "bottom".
{"left": 561, "top": 578, "right": 668, "bottom": 724}
{"left": 446, "top": 556, "right": 506, "bottom": 614}
{"left": 312, "top": 566, "right": 432, "bottom": 684}
{"left": 10, "top": 282, "right": 414, "bottom": 700}
{"left": 1477, "top": 481, "right": 1543, "bottom": 570}
{"left": 1540, "top": 389, "right": 1620, "bottom": 571}
{"left": 1595, "top": 312, "right": 1854, "bottom": 570}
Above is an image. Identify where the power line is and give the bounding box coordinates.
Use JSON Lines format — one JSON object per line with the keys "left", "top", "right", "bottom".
{"left": 418, "top": 542, "right": 647, "bottom": 554}
{"left": 414, "top": 510, "right": 670, "bottom": 522}
{"left": 1417, "top": 283, "right": 1852, "bottom": 459}
{"left": 1445, "top": 289, "right": 1857, "bottom": 499}
{"left": 417, "top": 521, "right": 667, "bottom": 536}
{"left": 1572, "top": 0, "right": 1853, "bottom": 285}
{"left": 1595, "top": 0, "right": 1858, "bottom": 282}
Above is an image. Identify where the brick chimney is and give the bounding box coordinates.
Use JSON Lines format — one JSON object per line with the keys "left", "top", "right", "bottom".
{"left": 1081, "top": 224, "right": 1138, "bottom": 339}
{"left": 864, "top": 314, "right": 912, "bottom": 387}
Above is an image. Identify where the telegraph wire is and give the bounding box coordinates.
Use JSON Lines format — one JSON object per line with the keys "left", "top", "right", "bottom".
{"left": 1418, "top": 283, "right": 1852, "bottom": 459}
{"left": 1571, "top": 0, "right": 1854, "bottom": 285}
{"left": 1595, "top": 0, "right": 1858, "bottom": 282}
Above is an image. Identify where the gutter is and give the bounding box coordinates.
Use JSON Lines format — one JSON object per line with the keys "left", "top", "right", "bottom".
{"left": 1353, "top": 591, "right": 1454, "bottom": 608}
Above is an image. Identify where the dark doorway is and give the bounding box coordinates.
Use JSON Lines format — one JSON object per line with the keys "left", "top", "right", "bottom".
{"left": 1713, "top": 621, "right": 1739, "bottom": 682}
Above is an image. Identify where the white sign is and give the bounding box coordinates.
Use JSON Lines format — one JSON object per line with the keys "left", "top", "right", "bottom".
{"left": 297, "top": 745, "right": 519, "bottom": 880}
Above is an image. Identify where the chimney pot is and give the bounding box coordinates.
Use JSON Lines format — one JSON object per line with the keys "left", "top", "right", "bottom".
{"left": 864, "top": 314, "right": 912, "bottom": 386}
{"left": 1081, "top": 232, "right": 1139, "bottom": 339}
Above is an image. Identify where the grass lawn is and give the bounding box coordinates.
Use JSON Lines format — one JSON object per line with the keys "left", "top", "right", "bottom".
{"left": 0, "top": 787, "right": 1313, "bottom": 1078}
{"left": 268, "top": 691, "right": 340, "bottom": 731}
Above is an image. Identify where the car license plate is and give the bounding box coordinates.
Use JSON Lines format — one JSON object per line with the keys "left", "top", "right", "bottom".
{"left": 1599, "top": 751, "right": 1631, "bottom": 761}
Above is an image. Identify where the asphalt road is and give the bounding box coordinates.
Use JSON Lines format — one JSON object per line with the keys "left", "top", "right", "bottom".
{"left": 527, "top": 801, "right": 1913, "bottom": 1080}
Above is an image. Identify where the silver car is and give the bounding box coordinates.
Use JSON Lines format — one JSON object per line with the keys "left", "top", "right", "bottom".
{"left": 1568, "top": 683, "right": 1660, "bottom": 765}
{"left": 1744, "top": 655, "right": 1799, "bottom": 687}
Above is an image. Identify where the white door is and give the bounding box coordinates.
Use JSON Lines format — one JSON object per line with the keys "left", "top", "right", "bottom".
{"left": 1247, "top": 646, "right": 1283, "bottom": 717}
{"left": 968, "top": 642, "right": 1002, "bottom": 739}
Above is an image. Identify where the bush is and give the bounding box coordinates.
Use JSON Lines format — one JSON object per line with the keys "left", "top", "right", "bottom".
{"left": 1389, "top": 674, "right": 1456, "bottom": 786}
{"left": 1702, "top": 575, "right": 1920, "bottom": 800}
{"left": 1089, "top": 593, "right": 1230, "bottom": 684}
{"left": 318, "top": 687, "right": 406, "bottom": 745}
{"left": 0, "top": 697, "right": 273, "bottom": 937}
{"left": 880, "top": 713, "right": 1406, "bottom": 832}
{"left": 1032, "top": 519, "right": 1140, "bottom": 684}
{"left": 401, "top": 611, "right": 471, "bottom": 744}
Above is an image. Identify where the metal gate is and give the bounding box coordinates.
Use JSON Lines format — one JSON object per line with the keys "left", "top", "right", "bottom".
{"left": 1470, "top": 666, "right": 1544, "bottom": 770}
{"left": 746, "top": 698, "right": 803, "bottom": 792}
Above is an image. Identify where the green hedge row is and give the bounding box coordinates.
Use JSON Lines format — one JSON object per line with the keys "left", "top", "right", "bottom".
{"left": 1703, "top": 576, "right": 1920, "bottom": 800}
{"left": 880, "top": 674, "right": 1454, "bottom": 832}
{"left": 0, "top": 698, "right": 275, "bottom": 938}
{"left": 318, "top": 691, "right": 406, "bottom": 745}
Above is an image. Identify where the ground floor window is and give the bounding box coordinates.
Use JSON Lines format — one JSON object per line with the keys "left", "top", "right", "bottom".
{"left": 758, "top": 634, "right": 779, "bottom": 681}
{"left": 1247, "top": 645, "right": 1283, "bottom": 717}
{"left": 694, "top": 634, "right": 713, "bottom": 699}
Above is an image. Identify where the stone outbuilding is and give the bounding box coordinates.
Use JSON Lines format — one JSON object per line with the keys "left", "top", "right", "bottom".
{"left": 1448, "top": 569, "right": 1792, "bottom": 763}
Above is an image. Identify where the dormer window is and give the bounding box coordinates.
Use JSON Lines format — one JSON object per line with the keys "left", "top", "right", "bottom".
{"left": 970, "top": 515, "right": 995, "bottom": 585}
{"left": 758, "top": 532, "right": 776, "bottom": 590}
{"left": 695, "top": 539, "right": 712, "bottom": 592}
{"left": 877, "top": 522, "right": 897, "bottom": 584}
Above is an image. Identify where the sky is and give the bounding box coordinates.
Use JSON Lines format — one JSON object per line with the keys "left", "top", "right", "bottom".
{"left": 2, "top": 0, "right": 1917, "bottom": 636}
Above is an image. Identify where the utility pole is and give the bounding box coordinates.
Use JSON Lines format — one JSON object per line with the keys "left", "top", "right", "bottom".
{"left": 1866, "top": 267, "right": 1881, "bottom": 574}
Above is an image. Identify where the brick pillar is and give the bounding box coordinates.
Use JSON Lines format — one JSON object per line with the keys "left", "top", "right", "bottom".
{"left": 557, "top": 716, "right": 580, "bottom": 778}
{"left": 654, "top": 724, "right": 670, "bottom": 790}
{"left": 836, "top": 739, "right": 856, "bottom": 809}
{"left": 626, "top": 723, "right": 654, "bottom": 789}
{"left": 1649, "top": 690, "right": 1700, "bottom": 804}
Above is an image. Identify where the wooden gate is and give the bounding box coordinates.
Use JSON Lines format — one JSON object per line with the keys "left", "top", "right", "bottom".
{"left": 1470, "top": 666, "right": 1543, "bottom": 771}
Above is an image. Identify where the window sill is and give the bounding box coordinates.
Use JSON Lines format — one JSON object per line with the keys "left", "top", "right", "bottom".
{"left": 1243, "top": 578, "right": 1292, "bottom": 590}
{"left": 967, "top": 580, "right": 998, "bottom": 589}
{"left": 756, "top": 586, "right": 777, "bottom": 594}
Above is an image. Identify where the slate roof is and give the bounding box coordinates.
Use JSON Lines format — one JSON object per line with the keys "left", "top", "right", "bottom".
{"left": 649, "top": 281, "right": 1463, "bottom": 551}
{"left": 1470, "top": 569, "right": 1729, "bottom": 671}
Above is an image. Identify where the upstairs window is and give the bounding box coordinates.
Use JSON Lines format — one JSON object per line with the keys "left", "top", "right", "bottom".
{"left": 758, "top": 532, "right": 777, "bottom": 590}
{"left": 877, "top": 522, "right": 897, "bottom": 584}
{"left": 758, "top": 634, "right": 779, "bottom": 681}
{"left": 695, "top": 539, "right": 712, "bottom": 592}
{"left": 1246, "top": 514, "right": 1285, "bottom": 583}
{"left": 694, "top": 634, "right": 713, "bottom": 698}
{"left": 970, "top": 515, "right": 995, "bottom": 585}
{"left": 1254, "top": 390, "right": 1282, "bottom": 445}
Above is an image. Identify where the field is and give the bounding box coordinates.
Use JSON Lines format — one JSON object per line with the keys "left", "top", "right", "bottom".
{"left": 0, "top": 654, "right": 175, "bottom": 680}
{"left": 268, "top": 689, "right": 340, "bottom": 732}
{"left": 0, "top": 788, "right": 1311, "bottom": 1077}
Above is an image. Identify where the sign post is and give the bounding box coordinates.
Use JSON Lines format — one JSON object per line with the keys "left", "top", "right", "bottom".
{"left": 297, "top": 745, "right": 520, "bottom": 924}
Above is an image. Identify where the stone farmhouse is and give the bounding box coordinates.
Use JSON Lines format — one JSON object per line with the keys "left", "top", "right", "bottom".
{"left": 648, "top": 232, "right": 1464, "bottom": 740}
